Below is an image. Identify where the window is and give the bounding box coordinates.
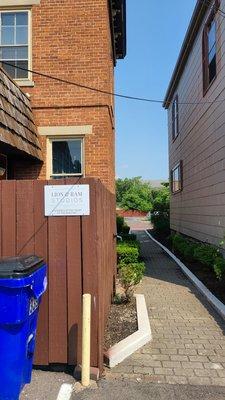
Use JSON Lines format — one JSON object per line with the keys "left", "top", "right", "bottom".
{"left": 172, "top": 95, "right": 179, "bottom": 140}
{"left": 49, "top": 138, "right": 83, "bottom": 179}
{"left": 0, "top": 11, "right": 30, "bottom": 80}
{"left": 203, "top": 1, "right": 219, "bottom": 93}
{"left": 171, "top": 161, "right": 183, "bottom": 194}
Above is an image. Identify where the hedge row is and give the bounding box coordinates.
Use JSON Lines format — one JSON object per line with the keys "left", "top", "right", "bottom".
{"left": 171, "top": 234, "right": 225, "bottom": 280}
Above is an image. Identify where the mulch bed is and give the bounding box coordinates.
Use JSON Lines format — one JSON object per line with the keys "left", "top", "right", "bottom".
{"left": 150, "top": 230, "right": 225, "bottom": 306}
{"left": 104, "top": 297, "right": 138, "bottom": 350}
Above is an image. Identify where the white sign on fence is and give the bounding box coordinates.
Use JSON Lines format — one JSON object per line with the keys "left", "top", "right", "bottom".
{"left": 44, "top": 185, "right": 90, "bottom": 216}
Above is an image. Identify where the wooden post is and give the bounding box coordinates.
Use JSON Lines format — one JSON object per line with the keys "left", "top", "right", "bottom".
{"left": 81, "top": 294, "right": 91, "bottom": 387}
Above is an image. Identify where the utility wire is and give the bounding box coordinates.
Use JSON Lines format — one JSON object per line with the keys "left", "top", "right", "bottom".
{"left": 0, "top": 55, "right": 224, "bottom": 107}
{"left": 0, "top": 0, "right": 224, "bottom": 107}
{"left": 1, "top": 61, "right": 164, "bottom": 104}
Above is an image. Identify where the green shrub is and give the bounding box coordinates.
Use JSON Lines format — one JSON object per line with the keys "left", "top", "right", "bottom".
{"left": 182, "top": 242, "right": 198, "bottom": 262}
{"left": 213, "top": 256, "right": 225, "bottom": 280}
{"left": 172, "top": 234, "right": 217, "bottom": 265}
{"left": 123, "top": 242, "right": 140, "bottom": 251}
{"left": 116, "top": 215, "right": 130, "bottom": 235}
{"left": 120, "top": 233, "right": 137, "bottom": 242}
{"left": 119, "top": 262, "right": 145, "bottom": 301}
{"left": 171, "top": 234, "right": 197, "bottom": 262}
{"left": 120, "top": 237, "right": 139, "bottom": 248}
{"left": 121, "top": 225, "right": 130, "bottom": 235}
{"left": 151, "top": 212, "right": 170, "bottom": 235}
{"left": 193, "top": 244, "right": 217, "bottom": 267}
{"left": 171, "top": 233, "right": 225, "bottom": 280}
{"left": 117, "top": 243, "right": 139, "bottom": 265}
{"left": 116, "top": 215, "right": 125, "bottom": 234}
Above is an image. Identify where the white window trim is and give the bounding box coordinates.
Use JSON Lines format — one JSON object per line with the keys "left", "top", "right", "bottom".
{"left": 38, "top": 125, "right": 93, "bottom": 136}
{"left": 47, "top": 136, "right": 85, "bottom": 180}
{"left": 0, "top": 1, "right": 40, "bottom": 5}
{"left": 0, "top": 9, "right": 33, "bottom": 84}
{"left": 172, "top": 96, "right": 179, "bottom": 141}
{"left": 171, "top": 161, "right": 182, "bottom": 194}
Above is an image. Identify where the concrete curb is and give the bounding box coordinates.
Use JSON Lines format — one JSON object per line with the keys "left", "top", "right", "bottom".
{"left": 145, "top": 230, "right": 225, "bottom": 322}
{"left": 104, "top": 294, "right": 152, "bottom": 368}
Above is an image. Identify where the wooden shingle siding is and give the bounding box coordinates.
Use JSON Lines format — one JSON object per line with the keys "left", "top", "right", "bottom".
{"left": 0, "top": 67, "right": 42, "bottom": 160}
{"left": 168, "top": 0, "right": 225, "bottom": 246}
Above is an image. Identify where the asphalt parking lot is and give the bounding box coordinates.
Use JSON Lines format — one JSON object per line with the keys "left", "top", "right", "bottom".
{"left": 21, "top": 372, "right": 225, "bottom": 400}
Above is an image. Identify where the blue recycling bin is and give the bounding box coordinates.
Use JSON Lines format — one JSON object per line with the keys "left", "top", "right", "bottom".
{"left": 0, "top": 255, "right": 47, "bottom": 400}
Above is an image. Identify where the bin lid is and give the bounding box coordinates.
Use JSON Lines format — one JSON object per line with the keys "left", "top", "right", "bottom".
{"left": 0, "top": 255, "right": 44, "bottom": 278}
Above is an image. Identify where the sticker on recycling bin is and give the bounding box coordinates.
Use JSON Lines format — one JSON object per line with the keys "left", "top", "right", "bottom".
{"left": 29, "top": 298, "right": 39, "bottom": 315}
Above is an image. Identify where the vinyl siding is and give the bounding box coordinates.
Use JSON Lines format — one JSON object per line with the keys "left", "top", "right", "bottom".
{"left": 168, "top": 0, "right": 225, "bottom": 245}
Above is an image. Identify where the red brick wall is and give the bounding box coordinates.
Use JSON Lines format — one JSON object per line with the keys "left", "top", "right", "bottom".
{"left": 13, "top": 160, "right": 42, "bottom": 180}
{"left": 117, "top": 210, "right": 148, "bottom": 218}
{"left": 21, "top": 0, "right": 116, "bottom": 192}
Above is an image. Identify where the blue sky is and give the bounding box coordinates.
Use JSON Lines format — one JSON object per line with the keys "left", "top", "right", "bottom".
{"left": 115, "top": 0, "right": 196, "bottom": 180}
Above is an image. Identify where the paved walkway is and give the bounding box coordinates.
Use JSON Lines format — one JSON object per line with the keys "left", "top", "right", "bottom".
{"left": 21, "top": 221, "right": 225, "bottom": 398}
{"left": 107, "top": 230, "right": 225, "bottom": 387}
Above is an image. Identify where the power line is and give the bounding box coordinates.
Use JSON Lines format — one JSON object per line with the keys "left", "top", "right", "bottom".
{"left": 1, "top": 61, "right": 164, "bottom": 104}
{"left": 0, "top": 0, "right": 223, "bottom": 108}
{"left": 0, "top": 59, "right": 225, "bottom": 107}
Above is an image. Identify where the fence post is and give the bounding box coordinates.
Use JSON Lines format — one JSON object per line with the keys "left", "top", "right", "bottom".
{"left": 81, "top": 294, "right": 91, "bottom": 387}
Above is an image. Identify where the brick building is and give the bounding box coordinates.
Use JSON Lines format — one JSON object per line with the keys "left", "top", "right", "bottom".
{"left": 0, "top": 0, "right": 126, "bottom": 193}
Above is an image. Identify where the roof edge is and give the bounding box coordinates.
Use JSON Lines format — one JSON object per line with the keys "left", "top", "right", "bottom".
{"left": 163, "top": 0, "right": 209, "bottom": 109}
{"left": 109, "top": 0, "right": 127, "bottom": 66}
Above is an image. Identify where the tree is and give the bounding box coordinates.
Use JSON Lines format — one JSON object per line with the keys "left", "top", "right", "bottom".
{"left": 151, "top": 186, "right": 170, "bottom": 214}
{"left": 116, "top": 177, "right": 153, "bottom": 213}
{"left": 116, "top": 178, "right": 136, "bottom": 204}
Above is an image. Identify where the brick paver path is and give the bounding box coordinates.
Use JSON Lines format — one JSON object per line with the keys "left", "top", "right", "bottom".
{"left": 107, "top": 230, "right": 225, "bottom": 386}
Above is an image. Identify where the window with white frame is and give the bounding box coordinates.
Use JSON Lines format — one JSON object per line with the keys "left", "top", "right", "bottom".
{"left": 171, "top": 161, "right": 183, "bottom": 194}
{"left": 172, "top": 95, "right": 179, "bottom": 140}
{"left": 0, "top": 11, "right": 30, "bottom": 80}
{"left": 202, "top": 1, "right": 219, "bottom": 94}
{"left": 49, "top": 138, "right": 83, "bottom": 179}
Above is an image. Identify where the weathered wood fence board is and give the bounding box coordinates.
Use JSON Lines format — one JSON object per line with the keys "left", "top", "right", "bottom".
{"left": 0, "top": 178, "right": 116, "bottom": 372}
{"left": 34, "top": 180, "right": 49, "bottom": 365}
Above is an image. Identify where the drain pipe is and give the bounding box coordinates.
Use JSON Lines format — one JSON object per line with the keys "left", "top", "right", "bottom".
{"left": 81, "top": 294, "right": 91, "bottom": 387}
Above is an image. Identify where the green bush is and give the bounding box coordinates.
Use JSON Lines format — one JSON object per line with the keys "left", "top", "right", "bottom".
{"left": 151, "top": 186, "right": 170, "bottom": 214}
{"left": 171, "top": 233, "right": 225, "bottom": 280}
{"left": 151, "top": 212, "right": 170, "bottom": 235}
{"left": 119, "top": 262, "right": 145, "bottom": 301}
{"left": 193, "top": 244, "right": 217, "bottom": 267}
{"left": 213, "top": 256, "right": 225, "bottom": 280}
{"left": 121, "top": 225, "right": 130, "bottom": 235}
{"left": 120, "top": 233, "right": 137, "bottom": 242}
{"left": 116, "top": 215, "right": 125, "bottom": 234}
{"left": 117, "top": 243, "right": 139, "bottom": 264}
{"left": 116, "top": 215, "right": 130, "bottom": 235}
{"left": 171, "top": 234, "right": 197, "bottom": 262}
{"left": 119, "top": 240, "right": 139, "bottom": 250}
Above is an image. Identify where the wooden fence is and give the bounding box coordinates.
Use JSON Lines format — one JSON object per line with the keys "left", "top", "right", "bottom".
{"left": 0, "top": 178, "right": 116, "bottom": 372}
